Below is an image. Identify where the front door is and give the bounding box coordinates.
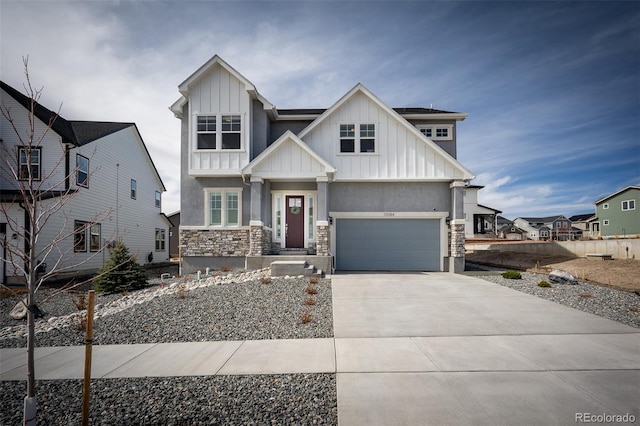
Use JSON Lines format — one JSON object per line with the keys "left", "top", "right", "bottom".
{"left": 285, "top": 196, "right": 305, "bottom": 248}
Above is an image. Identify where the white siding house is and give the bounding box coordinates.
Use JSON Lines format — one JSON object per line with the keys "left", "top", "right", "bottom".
{"left": 1, "top": 81, "right": 170, "bottom": 285}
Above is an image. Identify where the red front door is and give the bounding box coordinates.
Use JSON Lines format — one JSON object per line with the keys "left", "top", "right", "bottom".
{"left": 285, "top": 196, "right": 305, "bottom": 248}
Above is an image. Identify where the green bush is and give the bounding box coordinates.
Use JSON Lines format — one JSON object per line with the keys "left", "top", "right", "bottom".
{"left": 94, "top": 241, "right": 148, "bottom": 293}
{"left": 501, "top": 270, "right": 522, "bottom": 280}
{"left": 538, "top": 280, "right": 552, "bottom": 287}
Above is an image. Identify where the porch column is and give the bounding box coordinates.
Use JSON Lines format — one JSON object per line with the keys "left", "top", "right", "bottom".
{"left": 249, "top": 177, "right": 267, "bottom": 256}
{"left": 449, "top": 180, "right": 466, "bottom": 273}
{"left": 316, "top": 177, "right": 330, "bottom": 256}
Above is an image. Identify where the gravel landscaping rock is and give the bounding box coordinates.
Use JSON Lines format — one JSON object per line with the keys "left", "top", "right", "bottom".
{"left": 0, "top": 374, "right": 337, "bottom": 425}
{"left": 467, "top": 263, "right": 640, "bottom": 329}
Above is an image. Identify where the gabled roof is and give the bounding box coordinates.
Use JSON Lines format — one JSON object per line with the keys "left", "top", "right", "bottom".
{"left": 569, "top": 213, "right": 595, "bottom": 222}
{"left": 297, "top": 83, "right": 474, "bottom": 181}
{"left": 518, "top": 215, "right": 569, "bottom": 224}
{"left": 173, "top": 55, "right": 275, "bottom": 119}
{"left": 594, "top": 185, "right": 640, "bottom": 204}
{"left": 1, "top": 80, "right": 166, "bottom": 192}
{"left": 242, "top": 130, "right": 336, "bottom": 180}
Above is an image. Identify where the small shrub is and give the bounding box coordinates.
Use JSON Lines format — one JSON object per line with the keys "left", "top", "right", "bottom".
{"left": 305, "top": 286, "right": 318, "bottom": 295}
{"left": 176, "top": 284, "right": 188, "bottom": 299}
{"left": 70, "top": 313, "right": 87, "bottom": 332}
{"left": 300, "top": 310, "right": 312, "bottom": 324}
{"left": 501, "top": 270, "right": 522, "bottom": 280}
{"left": 220, "top": 265, "right": 232, "bottom": 272}
{"left": 303, "top": 297, "right": 316, "bottom": 306}
{"left": 93, "top": 241, "right": 148, "bottom": 293}
{"left": 309, "top": 276, "right": 319, "bottom": 284}
{"left": 579, "top": 293, "right": 595, "bottom": 299}
{"left": 260, "top": 277, "right": 271, "bottom": 284}
{"left": 537, "top": 281, "right": 552, "bottom": 288}
{"left": 72, "top": 294, "right": 86, "bottom": 310}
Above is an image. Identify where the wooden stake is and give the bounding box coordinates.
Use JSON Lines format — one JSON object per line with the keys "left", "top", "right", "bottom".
{"left": 81, "top": 290, "right": 95, "bottom": 426}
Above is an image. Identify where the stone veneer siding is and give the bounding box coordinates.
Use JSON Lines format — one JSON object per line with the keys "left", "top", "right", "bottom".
{"left": 316, "top": 225, "right": 330, "bottom": 256}
{"left": 181, "top": 229, "right": 250, "bottom": 257}
{"left": 249, "top": 225, "right": 273, "bottom": 256}
{"left": 450, "top": 224, "right": 465, "bottom": 258}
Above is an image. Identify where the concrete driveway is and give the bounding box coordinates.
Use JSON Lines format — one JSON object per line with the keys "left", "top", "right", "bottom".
{"left": 332, "top": 272, "right": 640, "bottom": 426}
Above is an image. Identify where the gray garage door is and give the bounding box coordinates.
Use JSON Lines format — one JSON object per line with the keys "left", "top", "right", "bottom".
{"left": 336, "top": 218, "right": 441, "bottom": 271}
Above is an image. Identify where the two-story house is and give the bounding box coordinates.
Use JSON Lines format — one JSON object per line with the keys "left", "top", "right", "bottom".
{"left": 589, "top": 186, "right": 640, "bottom": 238}
{"left": 513, "top": 215, "right": 574, "bottom": 241}
{"left": 171, "top": 56, "right": 475, "bottom": 274}
{"left": 1, "top": 81, "right": 170, "bottom": 285}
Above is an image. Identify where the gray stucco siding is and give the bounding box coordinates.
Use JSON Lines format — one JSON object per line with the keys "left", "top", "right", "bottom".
{"left": 180, "top": 176, "right": 250, "bottom": 226}
{"left": 329, "top": 182, "right": 451, "bottom": 213}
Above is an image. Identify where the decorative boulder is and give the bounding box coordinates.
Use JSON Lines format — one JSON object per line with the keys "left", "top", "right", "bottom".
{"left": 10, "top": 298, "right": 28, "bottom": 320}
{"left": 549, "top": 269, "right": 578, "bottom": 285}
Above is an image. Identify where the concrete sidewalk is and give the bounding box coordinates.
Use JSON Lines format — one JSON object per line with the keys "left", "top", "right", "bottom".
{"left": 1, "top": 272, "right": 639, "bottom": 425}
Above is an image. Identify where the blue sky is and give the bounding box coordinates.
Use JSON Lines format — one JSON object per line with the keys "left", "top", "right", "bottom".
{"left": 1, "top": 1, "right": 638, "bottom": 219}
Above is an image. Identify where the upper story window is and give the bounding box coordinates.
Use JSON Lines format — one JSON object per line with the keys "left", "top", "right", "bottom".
{"left": 603, "top": 203, "right": 609, "bottom": 209}
{"left": 205, "top": 188, "right": 242, "bottom": 227}
{"left": 76, "top": 154, "right": 89, "bottom": 187}
{"left": 339, "top": 123, "right": 376, "bottom": 153}
{"left": 195, "top": 114, "right": 242, "bottom": 150}
{"left": 622, "top": 200, "right": 636, "bottom": 211}
{"left": 417, "top": 125, "right": 453, "bottom": 141}
{"left": 131, "top": 179, "right": 137, "bottom": 199}
{"left": 155, "top": 191, "right": 161, "bottom": 208}
{"left": 18, "top": 147, "right": 41, "bottom": 180}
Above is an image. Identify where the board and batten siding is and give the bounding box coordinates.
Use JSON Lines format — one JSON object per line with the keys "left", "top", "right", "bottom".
{"left": 188, "top": 65, "right": 251, "bottom": 175}
{"left": 302, "top": 91, "right": 465, "bottom": 181}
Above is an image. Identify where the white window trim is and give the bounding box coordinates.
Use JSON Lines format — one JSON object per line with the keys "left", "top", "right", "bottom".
{"left": 204, "top": 187, "right": 243, "bottom": 228}
{"left": 621, "top": 199, "right": 636, "bottom": 211}
{"left": 271, "top": 191, "right": 317, "bottom": 248}
{"left": 193, "top": 113, "right": 245, "bottom": 152}
{"left": 416, "top": 124, "right": 454, "bottom": 141}
{"left": 338, "top": 122, "right": 377, "bottom": 155}
{"left": 603, "top": 220, "right": 610, "bottom": 226}
{"left": 76, "top": 154, "right": 89, "bottom": 188}
{"left": 603, "top": 203, "right": 609, "bottom": 209}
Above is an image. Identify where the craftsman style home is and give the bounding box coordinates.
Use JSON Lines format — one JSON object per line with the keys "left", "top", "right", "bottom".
{"left": 171, "top": 56, "right": 475, "bottom": 274}
{"left": 1, "top": 81, "right": 170, "bottom": 285}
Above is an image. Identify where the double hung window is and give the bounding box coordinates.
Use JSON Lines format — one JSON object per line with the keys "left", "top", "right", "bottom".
{"left": 206, "top": 188, "right": 242, "bottom": 227}
{"left": 339, "top": 123, "right": 376, "bottom": 153}
{"left": 18, "top": 147, "right": 41, "bottom": 180}
{"left": 155, "top": 228, "right": 166, "bottom": 251}
{"left": 74, "top": 221, "right": 88, "bottom": 252}
{"left": 196, "top": 114, "right": 242, "bottom": 150}
{"left": 622, "top": 200, "right": 636, "bottom": 211}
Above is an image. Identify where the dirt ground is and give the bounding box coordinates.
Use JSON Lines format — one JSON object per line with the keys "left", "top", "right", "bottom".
{"left": 466, "top": 250, "right": 640, "bottom": 292}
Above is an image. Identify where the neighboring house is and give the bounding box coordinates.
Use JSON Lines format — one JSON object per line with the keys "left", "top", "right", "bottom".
{"left": 0, "top": 81, "right": 170, "bottom": 285}
{"left": 498, "top": 224, "right": 528, "bottom": 240}
{"left": 170, "top": 55, "right": 475, "bottom": 273}
{"left": 513, "top": 215, "right": 575, "bottom": 241}
{"left": 589, "top": 186, "right": 640, "bottom": 238}
{"left": 463, "top": 185, "right": 501, "bottom": 238}
{"left": 569, "top": 213, "right": 595, "bottom": 240}
{"left": 167, "top": 211, "right": 180, "bottom": 258}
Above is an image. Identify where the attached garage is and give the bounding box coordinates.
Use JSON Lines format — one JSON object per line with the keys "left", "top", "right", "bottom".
{"left": 335, "top": 218, "right": 442, "bottom": 271}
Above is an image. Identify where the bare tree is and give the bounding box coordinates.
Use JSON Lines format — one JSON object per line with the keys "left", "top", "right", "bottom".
{"left": 0, "top": 58, "right": 114, "bottom": 425}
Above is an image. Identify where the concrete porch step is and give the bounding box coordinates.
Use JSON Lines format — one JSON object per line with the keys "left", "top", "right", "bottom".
{"left": 270, "top": 260, "right": 324, "bottom": 278}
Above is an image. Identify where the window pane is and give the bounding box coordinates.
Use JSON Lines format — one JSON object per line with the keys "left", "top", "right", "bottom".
{"left": 360, "top": 124, "right": 375, "bottom": 137}
{"left": 209, "top": 193, "right": 222, "bottom": 226}
{"left": 74, "top": 221, "right": 87, "bottom": 252}
{"left": 226, "top": 192, "right": 239, "bottom": 226}
{"left": 360, "top": 139, "right": 375, "bottom": 153}
{"left": 90, "top": 224, "right": 101, "bottom": 252}
{"left": 340, "top": 139, "right": 355, "bottom": 153}
{"left": 77, "top": 155, "right": 89, "bottom": 186}
{"left": 221, "top": 133, "right": 241, "bottom": 149}
{"left": 131, "top": 179, "right": 137, "bottom": 199}
{"left": 155, "top": 191, "right": 161, "bottom": 208}
{"left": 436, "top": 128, "right": 448, "bottom": 137}
{"left": 276, "top": 195, "right": 282, "bottom": 238}
{"left": 340, "top": 124, "right": 355, "bottom": 137}
{"left": 420, "top": 128, "right": 432, "bottom": 137}
{"left": 197, "top": 116, "right": 216, "bottom": 132}
{"left": 197, "top": 133, "right": 216, "bottom": 149}
{"left": 308, "top": 196, "right": 314, "bottom": 239}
